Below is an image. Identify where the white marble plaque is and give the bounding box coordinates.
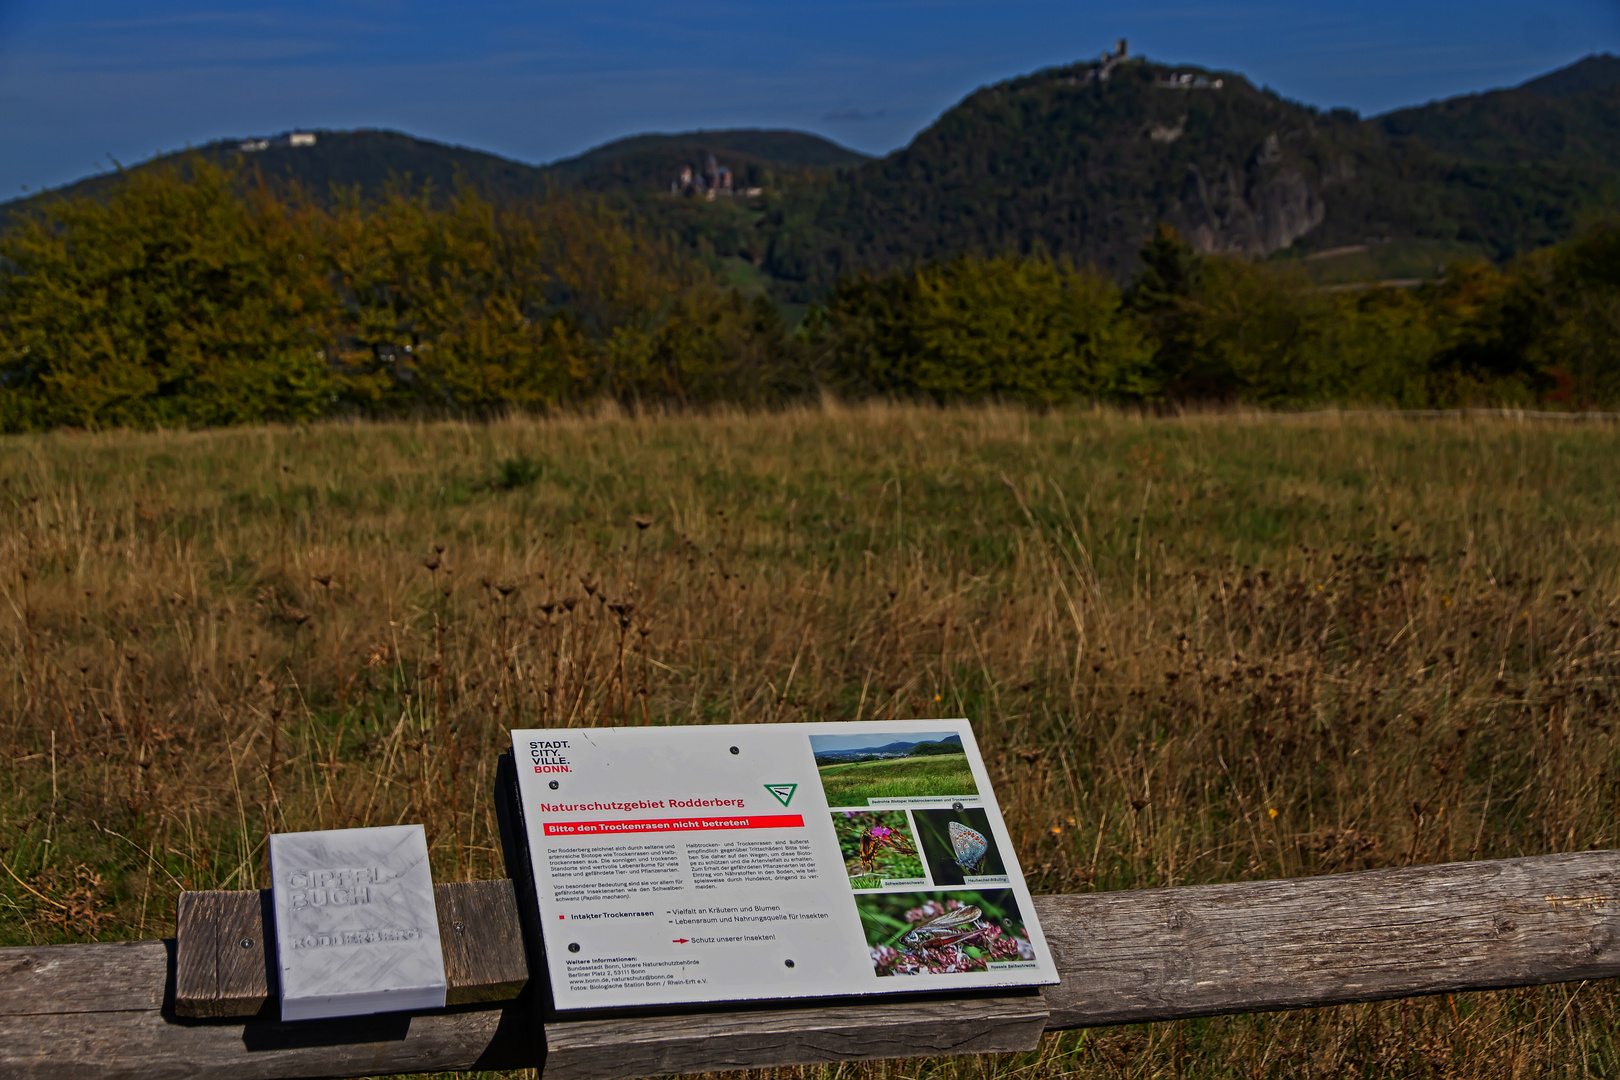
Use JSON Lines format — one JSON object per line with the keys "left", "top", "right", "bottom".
{"left": 269, "top": 824, "right": 447, "bottom": 1021}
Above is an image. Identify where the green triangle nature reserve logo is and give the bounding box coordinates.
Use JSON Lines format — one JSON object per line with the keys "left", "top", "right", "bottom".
{"left": 764, "top": 783, "right": 798, "bottom": 808}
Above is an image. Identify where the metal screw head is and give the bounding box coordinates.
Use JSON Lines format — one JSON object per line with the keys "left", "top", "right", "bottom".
{"left": 568, "top": 943, "right": 581, "bottom": 953}
{"left": 549, "top": 780, "right": 559, "bottom": 790}
{"left": 453, "top": 922, "right": 465, "bottom": 934}
{"left": 239, "top": 939, "right": 253, "bottom": 949}
{"left": 730, "top": 746, "right": 740, "bottom": 755}
{"left": 784, "top": 959, "right": 795, "bottom": 968}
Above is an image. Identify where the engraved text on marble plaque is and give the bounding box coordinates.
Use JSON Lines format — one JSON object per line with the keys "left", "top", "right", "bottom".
{"left": 269, "top": 824, "right": 447, "bottom": 1021}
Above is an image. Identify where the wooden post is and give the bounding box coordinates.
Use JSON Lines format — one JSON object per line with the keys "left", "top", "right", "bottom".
{"left": 175, "top": 889, "right": 275, "bottom": 1018}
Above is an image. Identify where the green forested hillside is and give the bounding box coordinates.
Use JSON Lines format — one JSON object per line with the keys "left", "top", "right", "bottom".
{"left": 1377, "top": 54, "right": 1620, "bottom": 166}
{"left": 0, "top": 130, "right": 559, "bottom": 227}
{"left": 762, "top": 60, "right": 1348, "bottom": 295}
{"left": 547, "top": 129, "right": 870, "bottom": 188}
{"left": 758, "top": 53, "right": 1620, "bottom": 299}
{"left": 0, "top": 127, "right": 866, "bottom": 229}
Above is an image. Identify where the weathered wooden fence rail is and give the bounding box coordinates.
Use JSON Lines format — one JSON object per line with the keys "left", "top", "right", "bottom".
{"left": 5, "top": 851, "right": 1619, "bottom": 1080}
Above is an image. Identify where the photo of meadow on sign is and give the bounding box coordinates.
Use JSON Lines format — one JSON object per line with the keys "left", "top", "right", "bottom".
{"left": 809, "top": 731, "right": 978, "bottom": 805}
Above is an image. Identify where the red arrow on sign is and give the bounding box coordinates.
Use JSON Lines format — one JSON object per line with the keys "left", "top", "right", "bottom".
{"left": 672, "top": 938, "right": 689, "bottom": 943}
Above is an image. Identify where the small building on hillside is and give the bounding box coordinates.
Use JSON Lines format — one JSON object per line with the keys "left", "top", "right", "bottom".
{"left": 671, "top": 153, "right": 743, "bottom": 199}
{"left": 239, "top": 132, "right": 318, "bottom": 152}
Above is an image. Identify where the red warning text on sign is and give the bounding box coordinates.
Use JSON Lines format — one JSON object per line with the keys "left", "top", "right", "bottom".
{"left": 544, "top": 815, "right": 804, "bottom": 836}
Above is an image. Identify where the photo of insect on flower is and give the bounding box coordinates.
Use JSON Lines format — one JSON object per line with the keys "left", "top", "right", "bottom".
{"left": 833, "top": 811, "right": 925, "bottom": 888}
{"left": 859, "top": 890, "right": 1034, "bottom": 976}
{"left": 912, "top": 807, "right": 1007, "bottom": 885}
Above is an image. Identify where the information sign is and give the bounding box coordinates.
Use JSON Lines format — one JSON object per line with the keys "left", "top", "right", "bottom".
{"left": 510, "top": 720, "right": 1058, "bottom": 1010}
{"left": 269, "top": 824, "right": 448, "bottom": 1021}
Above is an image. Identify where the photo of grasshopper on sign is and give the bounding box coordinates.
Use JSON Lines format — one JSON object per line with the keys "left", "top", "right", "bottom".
{"left": 509, "top": 720, "right": 1057, "bottom": 1010}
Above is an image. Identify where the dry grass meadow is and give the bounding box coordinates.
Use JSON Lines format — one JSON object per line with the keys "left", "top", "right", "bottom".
{"left": 5, "top": 403, "right": 1620, "bottom": 1078}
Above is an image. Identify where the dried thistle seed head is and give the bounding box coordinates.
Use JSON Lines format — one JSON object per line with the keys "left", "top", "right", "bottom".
{"left": 540, "top": 600, "right": 556, "bottom": 614}
{"left": 497, "top": 583, "right": 516, "bottom": 597}
{"left": 434, "top": 544, "right": 445, "bottom": 554}
{"left": 581, "top": 577, "right": 596, "bottom": 596}
{"left": 634, "top": 516, "right": 653, "bottom": 530}
{"left": 423, "top": 557, "right": 441, "bottom": 571}
{"left": 313, "top": 573, "right": 333, "bottom": 588}
{"left": 563, "top": 597, "right": 579, "bottom": 611}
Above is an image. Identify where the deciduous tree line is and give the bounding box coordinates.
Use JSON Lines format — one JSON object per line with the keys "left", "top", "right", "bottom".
{"left": 1, "top": 160, "right": 1615, "bottom": 430}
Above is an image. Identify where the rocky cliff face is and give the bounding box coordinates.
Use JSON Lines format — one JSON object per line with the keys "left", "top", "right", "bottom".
{"left": 1175, "top": 158, "right": 1326, "bottom": 257}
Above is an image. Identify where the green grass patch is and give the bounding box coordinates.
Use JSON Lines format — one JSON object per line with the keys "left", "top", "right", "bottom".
{"left": 817, "top": 755, "right": 979, "bottom": 805}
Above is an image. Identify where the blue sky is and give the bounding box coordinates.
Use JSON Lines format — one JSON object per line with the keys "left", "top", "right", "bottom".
{"left": 2, "top": 0, "right": 1617, "bottom": 198}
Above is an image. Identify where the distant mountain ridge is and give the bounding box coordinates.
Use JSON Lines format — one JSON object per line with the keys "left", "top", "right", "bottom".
{"left": 1376, "top": 54, "right": 1620, "bottom": 167}
{"left": 0, "top": 127, "right": 867, "bottom": 222}
{"left": 1519, "top": 53, "right": 1620, "bottom": 98}
{"left": 813, "top": 734, "right": 965, "bottom": 765}
{"left": 4, "top": 52, "right": 1616, "bottom": 297}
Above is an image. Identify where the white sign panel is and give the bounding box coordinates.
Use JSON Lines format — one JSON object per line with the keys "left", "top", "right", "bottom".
{"left": 269, "top": 825, "right": 447, "bottom": 1021}
{"left": 510, "top": 720, "right": 1057, "bottom": 1010}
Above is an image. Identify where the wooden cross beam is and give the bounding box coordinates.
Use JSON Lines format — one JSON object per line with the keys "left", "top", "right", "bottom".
{"left": 4, "top": 851, "right": 1619, "bottom": 1080}
{"left": 173, "top": 880, "right": 530, "bottom": 1017}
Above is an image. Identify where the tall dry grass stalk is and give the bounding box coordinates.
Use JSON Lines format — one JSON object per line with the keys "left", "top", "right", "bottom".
{"left": 4, "top": 403, "right": 1620, "bottom": 1077}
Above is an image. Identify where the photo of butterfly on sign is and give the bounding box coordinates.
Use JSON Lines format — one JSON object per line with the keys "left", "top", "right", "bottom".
{"left": 912, "top": 807, "right": 1010, "bottom": 886}
{"left": 832, "top": 810, "right": 926, "bottom": 889}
